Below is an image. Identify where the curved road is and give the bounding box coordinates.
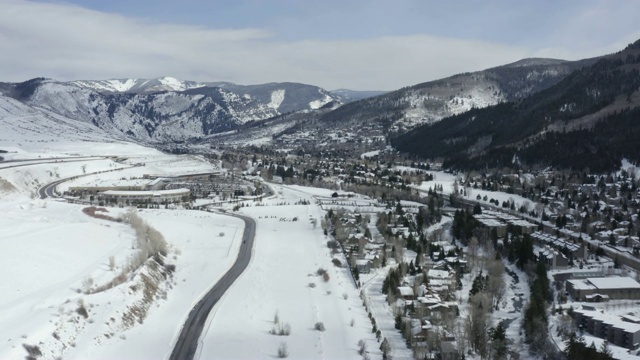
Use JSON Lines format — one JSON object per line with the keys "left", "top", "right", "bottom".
{"left": 169, "top": 212, "right": 256, "bottom": 360}
{"left": 38, "top": 174, "right": 258, "bottom": 360}
{"left": 38, "top": 177, "right": 71, "bottom": 199}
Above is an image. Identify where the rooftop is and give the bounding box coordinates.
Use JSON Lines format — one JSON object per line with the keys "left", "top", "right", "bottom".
{"left": 588, "top": 277, "right": 640, "bottom": 290}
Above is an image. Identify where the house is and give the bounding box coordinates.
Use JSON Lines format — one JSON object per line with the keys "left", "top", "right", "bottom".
{"left": 355, "top": 259, "right": 371, "bottom": 274}
{"left": 398, "top": 286, "right": 415, "bottom": 301}
{"left": 539, "top": 246, "right": 569, "bottom": 270}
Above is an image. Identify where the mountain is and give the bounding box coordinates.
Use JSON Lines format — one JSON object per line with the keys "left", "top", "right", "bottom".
{"left": 319, "top": 57, "right": 600, "bottom": 133}
{"left": 329, "top": 89, "right": 388, "bottom": 103}
{"left": 0, "top": 90, "right": 121, "bottom": 149}
{"left": 71, "top": 77, "right": 206, "bottom": 94}
{"left": 392, "top": 40, "right": 640, "bottom": 172}
{"left": 0, "top": 78, "right": 341, "bottom": 143}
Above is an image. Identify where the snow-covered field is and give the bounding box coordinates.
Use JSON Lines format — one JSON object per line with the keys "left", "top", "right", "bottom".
{"left": 0, "top": 143, "right": 243, "bottom": 359}
{"left": 0, "top": 138, "right": 379, "bottom": 359}
{"left": 200, "top": 184, "right": 379, "bottom": 359}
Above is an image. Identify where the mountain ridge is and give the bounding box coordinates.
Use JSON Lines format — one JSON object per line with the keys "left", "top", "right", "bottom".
{"left": 392, "top": 40, "right": 640, "bottom": 172}
{"left": 319, "top": 56, "right": 601, "bottom": 133}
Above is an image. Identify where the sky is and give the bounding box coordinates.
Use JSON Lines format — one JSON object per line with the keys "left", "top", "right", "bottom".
{"left": 1, "top": 0, "right": 639, "bottom": 90}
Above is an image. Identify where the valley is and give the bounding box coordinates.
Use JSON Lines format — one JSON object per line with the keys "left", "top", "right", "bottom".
{"left": 2, "top": 33, "right": 640, "bottom": 360}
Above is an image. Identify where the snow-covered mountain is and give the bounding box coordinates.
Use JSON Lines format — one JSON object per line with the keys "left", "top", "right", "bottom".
{"left": 0, "top": 78, "right": 342, "bottom": 143}
{"left": 320, "top": 57, "right": 602, "bottom": 133}
{"left": 71, "top": 77, "right": 206, "bottom": 94}
{"left": 0, "top": 91, "right": 128, "bottom": 152}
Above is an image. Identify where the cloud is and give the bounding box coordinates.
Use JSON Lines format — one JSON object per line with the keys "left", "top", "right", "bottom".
{"left": 0, "top": 0, "right": 637, "bottom": 90}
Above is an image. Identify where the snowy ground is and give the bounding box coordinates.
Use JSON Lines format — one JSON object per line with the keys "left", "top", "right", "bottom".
{"left": 200, "top": 184, "right": 380, "bottom": 359}
{"left": 0, "top": 142, "right": 383, "bottom": 359}
{"left": 0, "top": 144, "right": 244, "bottom": 360}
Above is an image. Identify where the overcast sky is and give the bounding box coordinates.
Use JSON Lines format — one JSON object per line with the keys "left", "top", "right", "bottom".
{"left": 1, "top": 0, "right": 639, "bottom": 90}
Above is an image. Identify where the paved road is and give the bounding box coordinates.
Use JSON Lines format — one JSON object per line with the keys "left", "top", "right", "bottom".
{"left": 38, "top": 170, "right": 258, "bottom": 360}
{"left": 0, "top": 156, "right": 104, "bottom": 169}
{"left": 169, "top": 212, "right": 256, "bottom": 360}
{"left": 38, "top": 177, "right": 71, "bottom": 199}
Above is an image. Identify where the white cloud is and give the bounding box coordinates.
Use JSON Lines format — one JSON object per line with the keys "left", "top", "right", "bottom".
{"left": 0, "top": 0, "right": 637, "bottom": 90}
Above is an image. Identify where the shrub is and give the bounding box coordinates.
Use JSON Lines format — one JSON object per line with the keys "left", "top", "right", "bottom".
{"left": 314, "top": 322, "right": 325, "bottom": 331}
{"left": 358, "top": 339, "right": 367, "bottom": 355}
{"left": 277, "top": 342, "right": 289, "bottom": 358}
{"left": 308, "top": 282, "right": 316, "bottom": 288}
{"left": 270, "top": 321, "right": 291, "bottom": 336}
{"left": 332, "top": 258, "right": 342, "bottom": 267}
{"left": 23, "top": 344, "right": 42, "bottom": 360}
{"left": 76, "top": 299, "right": 89, "bottom": 319}
{"left": 316, "top": 268, "right": 327, "bottom": 276}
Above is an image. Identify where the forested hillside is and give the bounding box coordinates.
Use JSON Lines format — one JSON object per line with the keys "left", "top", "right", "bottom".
{"left": 392, "top": 40, "right": 640, "bottom": 172}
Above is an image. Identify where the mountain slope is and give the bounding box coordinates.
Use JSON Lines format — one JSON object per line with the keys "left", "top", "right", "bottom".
{"left": 392, "top": 40, "right": 640, "bottom": 172}
{"left": 71, "top": 77, "right": 206, "bottom": 94}
{"left": 319, "top": 57, "right": 599, "bottom": 132}
{"left": 0, "top": 93, "right": 122, "bottom": 149}
{"left": 0, "top": 78, "right": 342, "bottom": 143}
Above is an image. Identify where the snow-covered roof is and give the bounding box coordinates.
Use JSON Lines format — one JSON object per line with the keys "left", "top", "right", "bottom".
{"left": 588, "top": 277, "right": 640, "bottom": 290}
{"left": 575, "top": 308, "right": 640, "bottom": 334}
{"left": 398, "top": 286, "right": 414, "bottom": 297}
{"left": 427, "top": 269, "right": 450, "bottom": 279}
{"left": 102, "top": 188, "right": 190, "bottom": 196}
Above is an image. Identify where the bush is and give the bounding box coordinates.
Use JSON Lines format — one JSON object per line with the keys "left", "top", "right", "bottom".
{"left": 314, "top": 322, "right": 325, "bottom": 331}
{"left": 270, "top": 322, "right": 291, "bottom": 336}
{"left": 358, "top": 339, "right": 367, "bottom": 355}
{"left": 23, "top": 344, "right": 42, "bottom": 360}
{"left": 332, "top": 258, "right": 342, "bottom": 267}
{"left": 76, "top": 299, "right": 89, "bottom": 319}
{"left": 316, "top": 268, "right": 327, "bottom": 276}
{"left": 277, "top": 342, "right": 289, "bottom": 358}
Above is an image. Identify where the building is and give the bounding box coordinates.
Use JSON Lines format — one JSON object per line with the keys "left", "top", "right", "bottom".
{"left": 355, "top": 259, "right": 371, "bottom": 274}
{"left": 573, "top": 307, "right": 640, "bottom": 349}
{"left": 539, "top": 246, "right": 569, "bottom": 270}
{"left": 100, "top": 188, "right": 191, "bottom": 204}
{"left": 531, "top": 231, "right": 588, "bottom": 260}
{"left": 566, "top": 277, "right": 640, "bottom": 301}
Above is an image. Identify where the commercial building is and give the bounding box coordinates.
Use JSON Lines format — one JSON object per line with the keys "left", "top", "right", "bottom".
{"left": 566, "top": 277, "right": 640, "bottom": 301}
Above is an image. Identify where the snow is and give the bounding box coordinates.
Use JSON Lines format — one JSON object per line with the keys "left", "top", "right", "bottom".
{"left": 361, "top": 150, "right": 380, "bottom": 159}
{"left": 585, "top": 277, "right": 640, "bottom": 290}
{"left": 309, "top": 93, "right": 333, "bottom": 109}
{"left": 0, "top": 135, "right": 383, "bottom": 359}
{"left": 200, "top": 184, "right": 379, "bottom": 359}
{"left": 268, "top": 89, "right": 286, "bottom": 110}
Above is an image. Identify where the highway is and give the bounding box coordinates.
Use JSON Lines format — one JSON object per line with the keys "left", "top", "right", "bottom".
{"left": 169, "top": 212, "right": 256, "bottom": 360}
{"left": 0, "top": 156, "right": 104, "bottom": 169}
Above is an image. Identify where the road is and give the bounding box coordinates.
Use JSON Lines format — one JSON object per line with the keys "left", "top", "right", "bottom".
{"left": 0, "top": 156, "right": 104, "bottom": 169}
{"left": 38, "top": 177, "right": 72, "bottom": 199}
{"left": 169, "top": 212, "right": 256, "bottom": 360}
{"left": 38, "top": 171, "right": 258, "bottom": 360}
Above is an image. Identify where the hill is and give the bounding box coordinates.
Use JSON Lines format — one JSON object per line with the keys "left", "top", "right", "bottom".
{"left": 392, "top": 40, "right": 640, "bottom": 172}
{"left": 319, "top": 57, "right": 599, "bottom": 133}
{"left": 0, "top": 78, "right": 343, "bottom": 143}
